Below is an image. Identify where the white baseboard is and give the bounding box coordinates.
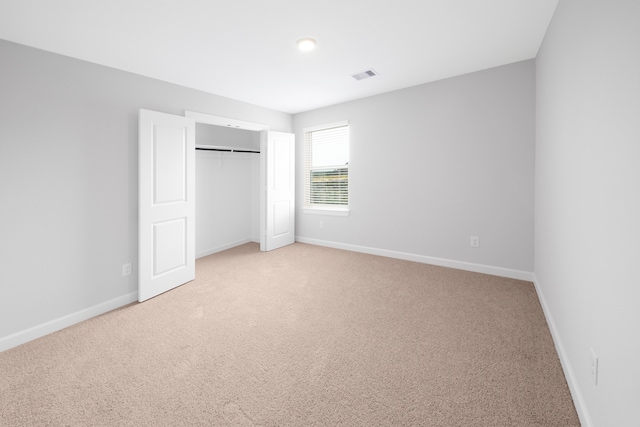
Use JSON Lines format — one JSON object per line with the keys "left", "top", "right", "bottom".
{"left": 0, "top": 291, "right": 138, "bottom": 353}
{"left": 532, "top": 274, "right": 592, "bottom": 427}
{"left": 3, "top": 238, "right": 254, "bottom": 353}
{"left": 295, "top": 237, "right": 588, "bottom": 422}
{"left": 0, "top": 241, "right": 589, "bottom": 427}
{"left": 295, "top": 237, "right": 534, "bottom": 282}
{"left": 196, "top": 238, "right": 253, "bottom": 259}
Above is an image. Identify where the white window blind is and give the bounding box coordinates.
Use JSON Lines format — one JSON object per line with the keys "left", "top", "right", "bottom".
{"left": 304, "top": 121, "right": 349, "bottom": 209}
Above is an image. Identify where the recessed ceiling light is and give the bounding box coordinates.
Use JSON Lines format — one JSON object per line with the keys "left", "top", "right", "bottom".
{"left": 296, "top": 38, "right": 316, "bottom": 52}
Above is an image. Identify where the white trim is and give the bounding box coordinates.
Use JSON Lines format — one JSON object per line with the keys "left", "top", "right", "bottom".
{"left": 295, "top": 237, "right": 534, "bottom": 281}
{"left": 532, "top": 274, "right": 593, "bottom": 427}
{"left": 303, "top": 207, "right": 349, "bottom": 216}
{"left": 0, "top": 292, "right": 138, "bottom": 353}
{"left": 196, "top": 238, "right": 253, "bottom": 259}
{"left": 304, "top": 121, "right": 350, "bottom": 210}
{"left": 185, "top": 111, "right": 270, "bottom": 131}
{"left": 303, "top": 120, "right": 349, "bottom": 133}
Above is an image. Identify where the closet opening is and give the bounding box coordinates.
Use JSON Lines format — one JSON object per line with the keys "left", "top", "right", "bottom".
{"left": 194, "top": 121, "right": 263, "bottom": 259}
{"left": 138, "top": 109, "right": 294, "bottom": 301}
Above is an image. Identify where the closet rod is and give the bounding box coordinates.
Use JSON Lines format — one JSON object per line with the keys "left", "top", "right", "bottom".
{"left": 195, "top": 147, "right": 259, "bottom": 154}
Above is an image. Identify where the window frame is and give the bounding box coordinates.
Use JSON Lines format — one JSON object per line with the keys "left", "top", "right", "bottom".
{"left": 303, "top": 120, "right": 350, "bottom": 216}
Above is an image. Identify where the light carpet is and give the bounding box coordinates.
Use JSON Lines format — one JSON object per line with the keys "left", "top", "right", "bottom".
{"left": 0, "top": 243, "right": 579, "bottom": 426}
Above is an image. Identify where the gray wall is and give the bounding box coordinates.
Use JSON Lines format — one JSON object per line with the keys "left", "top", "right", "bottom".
{"left": 293, "top": 60, "right": 535, "bottom": 274}
{"left": 535, "top": 0, "right": 640, "bottom": 425}
{"left": 0, "top": 39, "right": 291, "bottom": 343}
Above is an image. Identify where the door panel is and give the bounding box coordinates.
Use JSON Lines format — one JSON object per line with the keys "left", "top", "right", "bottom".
{"left": 260, "top": 131, "right": 295, "bottom": 251}
{"left": 139, "top": 109, "right": 195, "bottom": 302}
{"left": 274, "top": 141, "right": 290, "bottom": 190}
{"left": 153, "top": 218, "right": 187, "bottom": 276}
{"left": 153, "top": 126, "right": 186, "bottom": 203}
{"left": 273, "top": 201, "right": 290, "bottom": 236}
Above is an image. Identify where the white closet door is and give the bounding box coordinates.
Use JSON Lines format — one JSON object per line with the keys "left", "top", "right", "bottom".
{"left": 138, "top": 109, "right": 195, "bottom": 302}
{"left": 260, "top": 131, "right": 295, "bottom": 251}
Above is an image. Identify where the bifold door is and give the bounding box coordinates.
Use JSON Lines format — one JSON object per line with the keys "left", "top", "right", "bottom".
{"left": 260, "top": 131, "right": 295, "bottom": 251}
{"left": 138, "top": 109, "right": 195, "bottom": 302}
{"left": 139, "top": 111, "right": 295, "bottom": 302}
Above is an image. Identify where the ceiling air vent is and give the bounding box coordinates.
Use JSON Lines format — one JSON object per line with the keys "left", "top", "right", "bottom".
{"left": 351, "top": 69, "right": 379, "bottom": 81}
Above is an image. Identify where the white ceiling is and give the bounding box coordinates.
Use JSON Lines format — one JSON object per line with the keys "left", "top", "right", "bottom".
{"left": 0, "top": 0, "right": 558, "bottom": 114}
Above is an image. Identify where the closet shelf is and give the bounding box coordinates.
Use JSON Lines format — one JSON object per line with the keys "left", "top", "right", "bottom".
{"left": 196, "top": 144, "right": 259, "bottom": 153}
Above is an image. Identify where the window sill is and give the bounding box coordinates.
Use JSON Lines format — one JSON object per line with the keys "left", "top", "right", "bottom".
{"left": 303, "top": 207, "right": 350, "bottom": 217}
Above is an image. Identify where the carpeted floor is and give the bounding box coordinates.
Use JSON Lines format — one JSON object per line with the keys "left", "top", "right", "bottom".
{"left": 0, "top": 243, "right": 579, "bottom": 426}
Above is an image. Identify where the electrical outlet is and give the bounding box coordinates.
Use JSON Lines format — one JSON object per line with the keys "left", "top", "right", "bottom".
{"left": 470, "top": 236, "right": 480, "bottom": 248}
{"left": 319, "top": 221, "right": 324, "bottom": 229}
{"left": 590, "top": 348, "right": 599, "bottom": 386}
{"left": 122, "top": 263, "right": 132, "bottom": 277}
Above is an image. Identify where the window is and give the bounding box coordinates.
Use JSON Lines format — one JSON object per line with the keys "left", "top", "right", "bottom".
{"left": 304, "top": 121, "right": 349, "bottom": 214}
